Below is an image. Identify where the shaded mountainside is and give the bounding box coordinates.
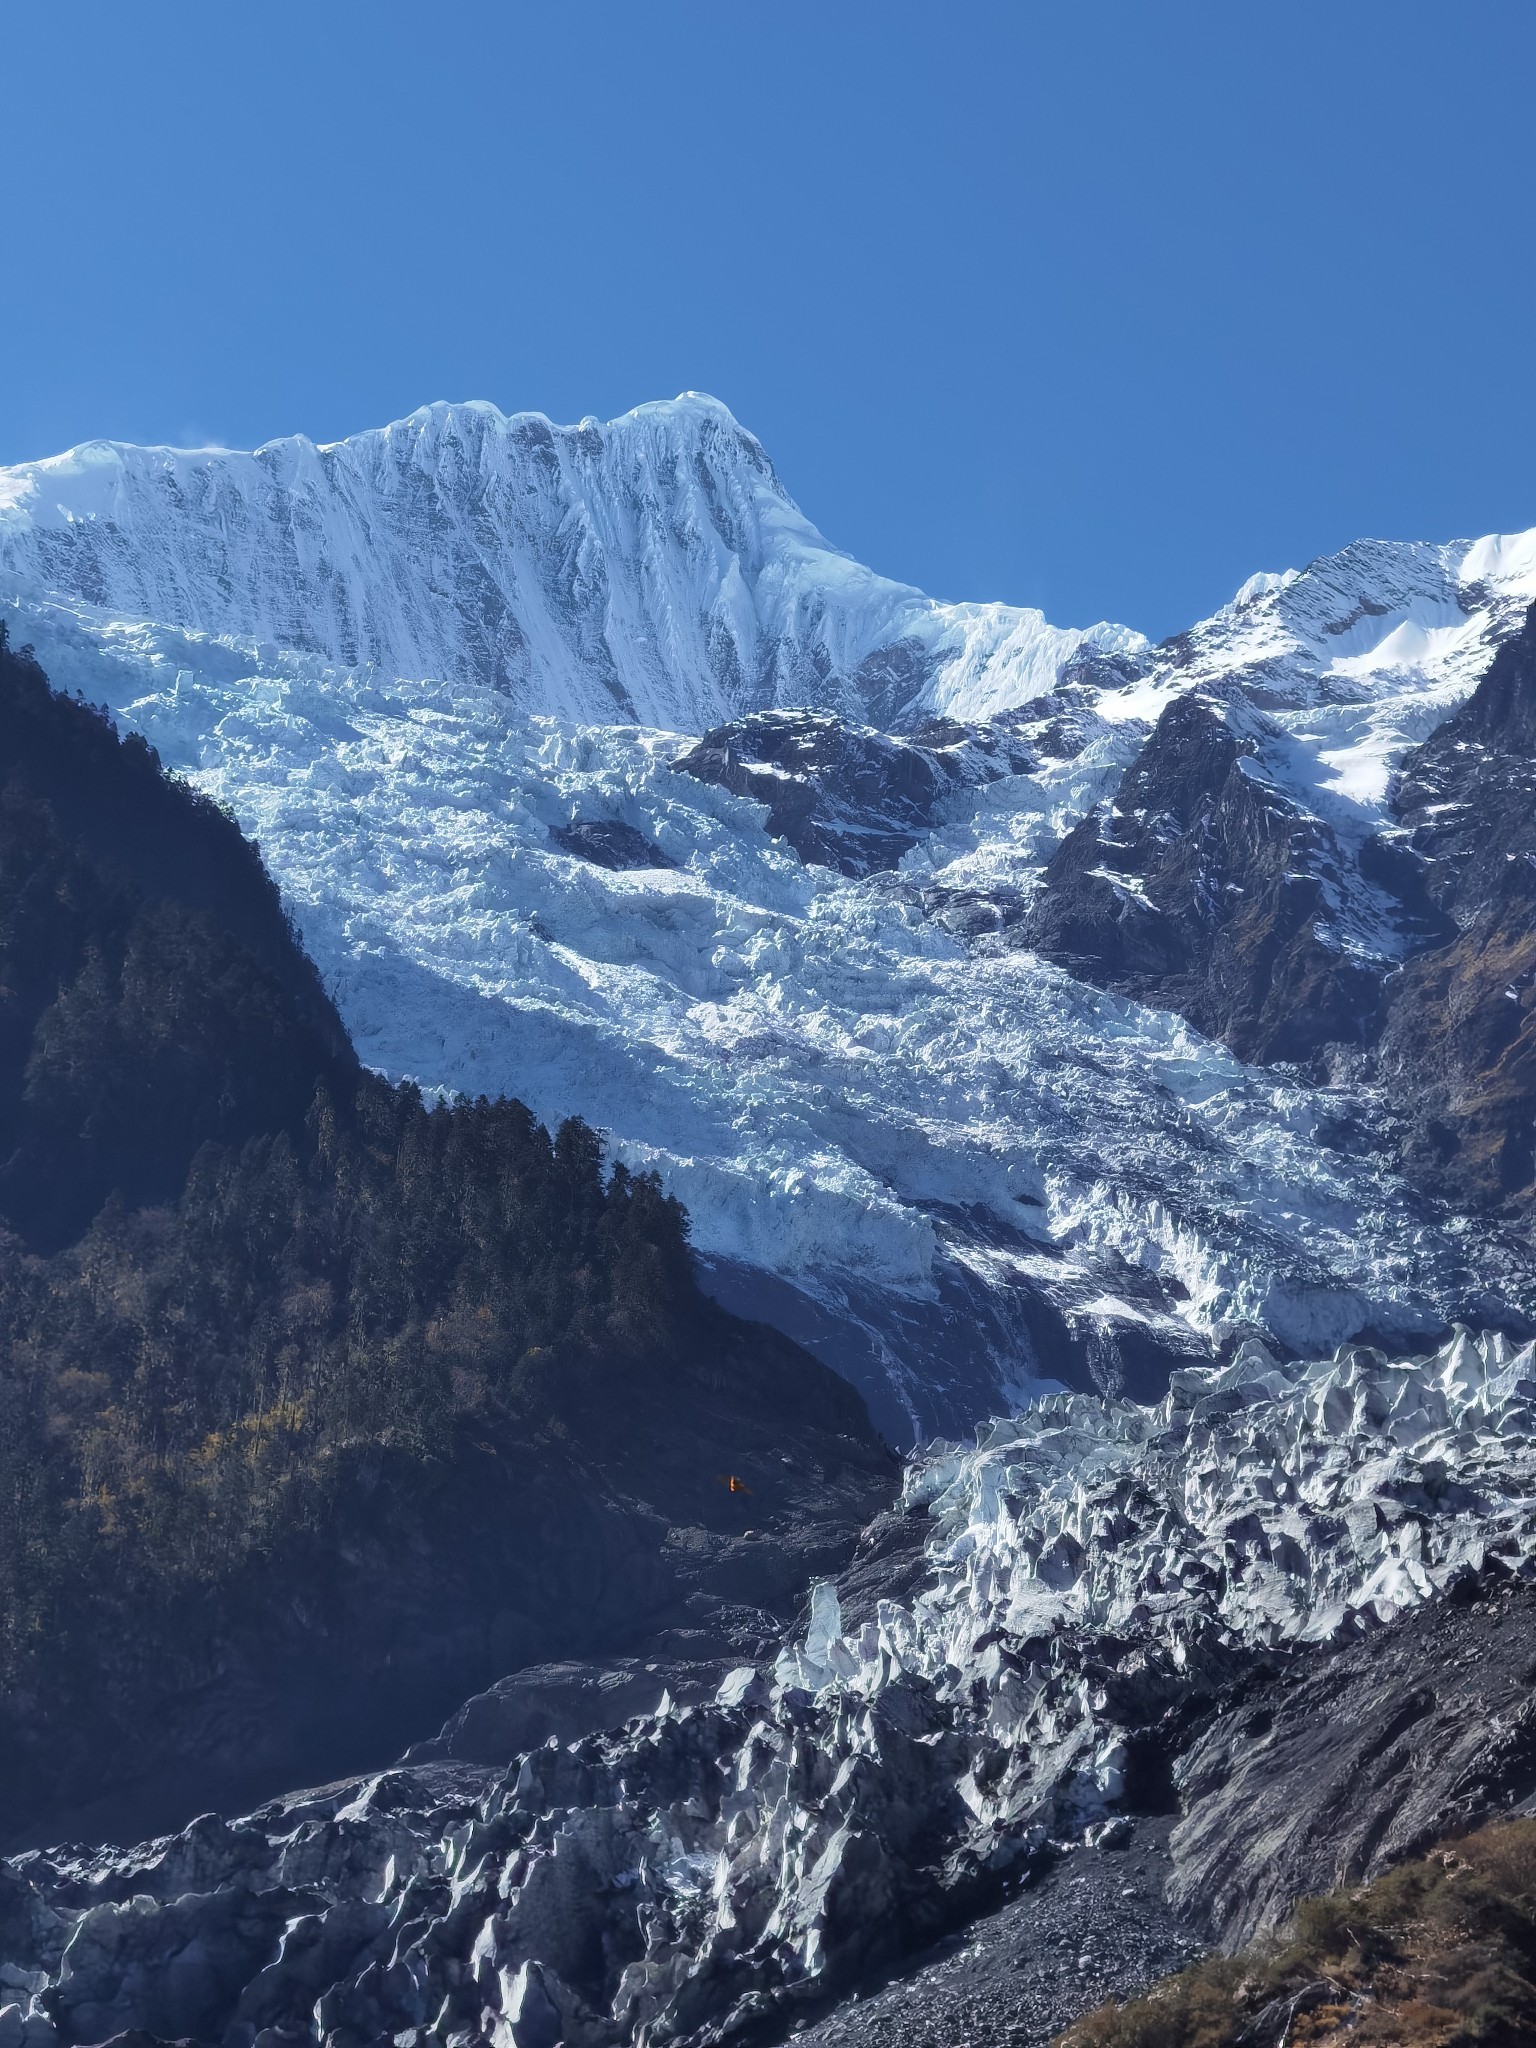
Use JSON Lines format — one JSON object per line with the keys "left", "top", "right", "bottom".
{"left": 1021, "top": 693, "right": 1393, "bottom": 1065}
{"left": 0, "top": 637, "right": 895, "bottom": 1845}
{"left": 0, "top": 626, "right": 357, "bottom": 1250}
{"left": 1025, "top": 600, "right": 1536, "bottom": 1224}
{"left": 1380, "top": 604, "right": 1536, "bottom": 1209}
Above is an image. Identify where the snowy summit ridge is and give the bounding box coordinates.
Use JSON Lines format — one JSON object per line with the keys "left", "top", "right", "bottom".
{"left": 0, "top": 393, "right": 1137, "bottom": 733}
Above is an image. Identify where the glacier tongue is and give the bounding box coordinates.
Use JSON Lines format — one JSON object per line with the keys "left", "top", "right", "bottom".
{"left": 810, "top": 1324, "right": 1536, "bottom": 1687}
{"left": 8, "top": 1330, "right": 1536, "bottom": 2048}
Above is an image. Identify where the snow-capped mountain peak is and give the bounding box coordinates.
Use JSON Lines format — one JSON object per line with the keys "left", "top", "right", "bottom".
{"left": 4, "top": 397, "right": 1536, "bottom": 1436}
{"left": 0, "top": 394, "right": 1137, "bottom": 735}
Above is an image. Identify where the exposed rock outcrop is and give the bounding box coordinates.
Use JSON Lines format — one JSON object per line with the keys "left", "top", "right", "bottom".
{"left": 673, "top": 710, "right": 1035, "bottom": 878}
{"left": 550, "top": 818, "right": 676, "bottom": 870}
{"left": 1380, "top": 599, "right": 1536, "bottom": 1208}
{"left": 1022, "top": 601, "right": 1536, "bottom": 1231}
{"left": 1022, "top": 694, "right": 1390, "bottom": 1064}
{"left": 1170, "top": 1574, "right": 1536, "bottom": 1948}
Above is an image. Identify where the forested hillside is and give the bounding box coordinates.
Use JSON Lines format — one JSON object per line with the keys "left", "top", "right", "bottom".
{"left": 0, "top": 631, "right": 892, "bottom": 1840}
{"left": 0, "top": 626, "right": 356, "bottom": 1250}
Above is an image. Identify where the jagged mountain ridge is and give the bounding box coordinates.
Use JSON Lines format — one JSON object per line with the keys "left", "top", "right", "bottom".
{"left": 0, "top": 396, "right": 1137, "bottom": 732}
{"left": 5, "top": 400, "right": 1536, "bottom": 1435}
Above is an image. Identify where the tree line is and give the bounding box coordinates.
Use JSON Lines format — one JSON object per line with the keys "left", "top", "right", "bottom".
{"left": 0, "top": 627, "right": 693, "bottom": 1699}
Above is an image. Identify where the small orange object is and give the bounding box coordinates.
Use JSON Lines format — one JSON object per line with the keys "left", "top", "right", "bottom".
{"left": 717, "top": 1473, "right": 752, "bottom": 1495}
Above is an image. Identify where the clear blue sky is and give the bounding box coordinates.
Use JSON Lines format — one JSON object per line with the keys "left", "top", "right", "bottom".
{"left": 4, "top": 1, "right": 1533, "bottom": 640}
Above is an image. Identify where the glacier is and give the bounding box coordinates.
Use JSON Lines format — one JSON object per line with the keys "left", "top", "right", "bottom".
{"left": 4, "top": 396, "right": 1536, "bottom": 1436}
{"left": 7, "top": 1328, "right": 1536, "bottom": 2048}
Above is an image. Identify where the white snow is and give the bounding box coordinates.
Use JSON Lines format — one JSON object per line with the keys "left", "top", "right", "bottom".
{"left": 0, "top": 395, "right": 1135, "bottom": 735}
{"left": 1156, "top": 533, "right": 1536, "bottom": 838}
{"left": 3, "top": 398, "right": 1534, "bottom": 1431}
{"left": 791, "top": 1325, "right": 1536, "bottom": 1705}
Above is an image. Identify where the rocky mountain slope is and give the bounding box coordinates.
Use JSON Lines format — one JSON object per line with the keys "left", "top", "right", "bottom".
{"left": 6, "top": 400, "right": 1536, "bottom": 1434}
{"left": 1060, "top": 1816, "right": 1536, "bottom": 2048}
{"left": 1026, "top": 597, "right": 1536, "bottom": 1218}
{"left": 1379, "top": 608, "right": 1536, "bottom": 1209}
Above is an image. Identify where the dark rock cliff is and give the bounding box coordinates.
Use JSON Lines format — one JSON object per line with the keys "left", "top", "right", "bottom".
{"left": 1379, "top": 601, "right": 1536, "bottom": 1209}
{"left": 1023, "top": 603, "right": 1536, "bottom": 1223}
{"left": 1022, "top": 694, "right": 1387, "bottom": 1065}
{"left": 674, "top": 709, "right": 1034, "bottom": 878}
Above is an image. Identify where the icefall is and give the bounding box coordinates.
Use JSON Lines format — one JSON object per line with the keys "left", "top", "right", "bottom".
{"left": 8, "top": 1330, "right": 1536, "bottom": 2048}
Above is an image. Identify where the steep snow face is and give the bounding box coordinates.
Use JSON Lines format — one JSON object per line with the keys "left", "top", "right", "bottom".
{"left": 0, "top": 396, "right": 1137, "bottom": 732}
{"left": 1128, "top": 533, "right": 1536, "bottom": 841}
{"left": 9, "top": 1331, "right": 1535, "bottom": 2048}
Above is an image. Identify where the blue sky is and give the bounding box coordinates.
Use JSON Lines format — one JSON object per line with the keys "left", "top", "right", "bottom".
{"left": 4, "top": 1, "right": 1533, "bottom": 639}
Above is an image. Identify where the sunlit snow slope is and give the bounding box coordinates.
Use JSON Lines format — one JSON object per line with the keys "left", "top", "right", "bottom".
{"left": 0, "top": 396, "right": 1137, "bottom": 732}
{"left": 4, "top": 398, "right": 1535, "bottom": 1437}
